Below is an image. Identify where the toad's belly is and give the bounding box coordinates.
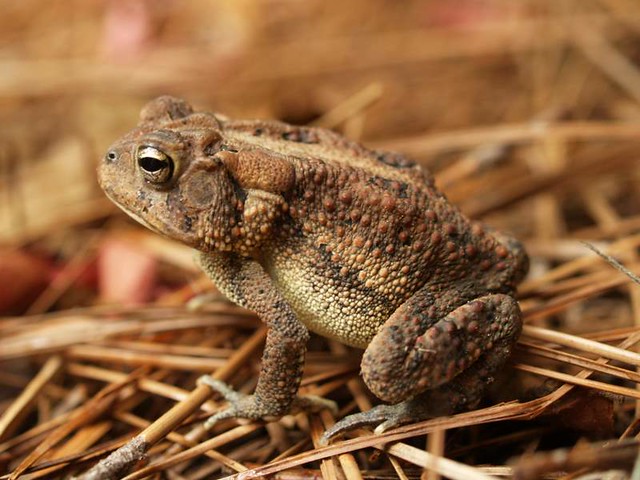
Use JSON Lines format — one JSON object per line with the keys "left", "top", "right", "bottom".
{"left": 267, "top": 263, "right": 393, "bottom": 348}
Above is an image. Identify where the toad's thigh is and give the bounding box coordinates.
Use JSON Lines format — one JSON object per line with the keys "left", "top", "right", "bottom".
{"left": 361, "top": 292, "right": 522, "bottom": 403}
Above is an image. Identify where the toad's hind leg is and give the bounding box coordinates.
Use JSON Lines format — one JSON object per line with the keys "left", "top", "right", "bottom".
{"left": 321, "top": 291, "right": 522, "bottom": 443}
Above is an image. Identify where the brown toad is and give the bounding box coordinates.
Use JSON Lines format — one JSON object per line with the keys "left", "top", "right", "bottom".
{"left": 98, "top": 96, "right": 528, "bottom": 442}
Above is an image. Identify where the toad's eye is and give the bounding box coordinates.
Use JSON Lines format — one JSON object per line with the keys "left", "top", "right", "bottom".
{"left": 136, "top": 146, "right": 174, "bottom": 184}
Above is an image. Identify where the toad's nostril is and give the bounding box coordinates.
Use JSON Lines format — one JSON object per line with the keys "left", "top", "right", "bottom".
{"left": 106, "top": 151, "right": 118, "bottom": 162}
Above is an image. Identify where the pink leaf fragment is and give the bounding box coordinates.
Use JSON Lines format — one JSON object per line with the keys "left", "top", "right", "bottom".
{"left": 98, "top": 238, "right": 158, "bottom": 305}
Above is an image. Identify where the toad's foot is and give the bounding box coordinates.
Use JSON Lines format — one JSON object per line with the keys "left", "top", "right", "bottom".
{"left": 320, "top": 397, "right": 432, "bottom": 445}
{"left": 198, "top": 376, "right": 337, "bottom": 430}
{"left": 319, "top": 380, "right": 467, "bottom": 445}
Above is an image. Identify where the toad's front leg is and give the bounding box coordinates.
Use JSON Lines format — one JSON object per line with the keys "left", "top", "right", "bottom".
{"left": 197, "top": 252, "right": 336, "bottom": 428}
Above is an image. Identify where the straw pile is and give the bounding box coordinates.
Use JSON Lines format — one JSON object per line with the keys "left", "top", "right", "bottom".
{"left": 2, "top": 1, "right": 640, "bottom": 478}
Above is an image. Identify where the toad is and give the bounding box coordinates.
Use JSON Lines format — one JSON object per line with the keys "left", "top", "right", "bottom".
{"left": 98, "top": 96, "right": 528, "bottom": 442}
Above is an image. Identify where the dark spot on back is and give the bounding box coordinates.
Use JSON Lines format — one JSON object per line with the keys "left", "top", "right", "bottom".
{"left": 366, "top": 176, "right": 410, "bottom": 198}
{"left": 282, "top": 128, "right": 320, "bottom": 144}
{"left": 375, "top": 150, "right": 416, "bottom": 168}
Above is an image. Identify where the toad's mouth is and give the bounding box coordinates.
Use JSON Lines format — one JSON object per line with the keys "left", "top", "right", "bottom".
{"left": 102, "top": 188, "right": 167, "bottom": 238}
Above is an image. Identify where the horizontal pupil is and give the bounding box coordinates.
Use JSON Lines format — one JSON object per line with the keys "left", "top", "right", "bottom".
{"left": 139, "top": 157, "right": 166, "bottom": 173}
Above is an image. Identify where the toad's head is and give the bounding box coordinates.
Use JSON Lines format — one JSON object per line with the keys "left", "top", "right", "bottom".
{"left": 98, "top": 96, "right": 239, "bottom": 250}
